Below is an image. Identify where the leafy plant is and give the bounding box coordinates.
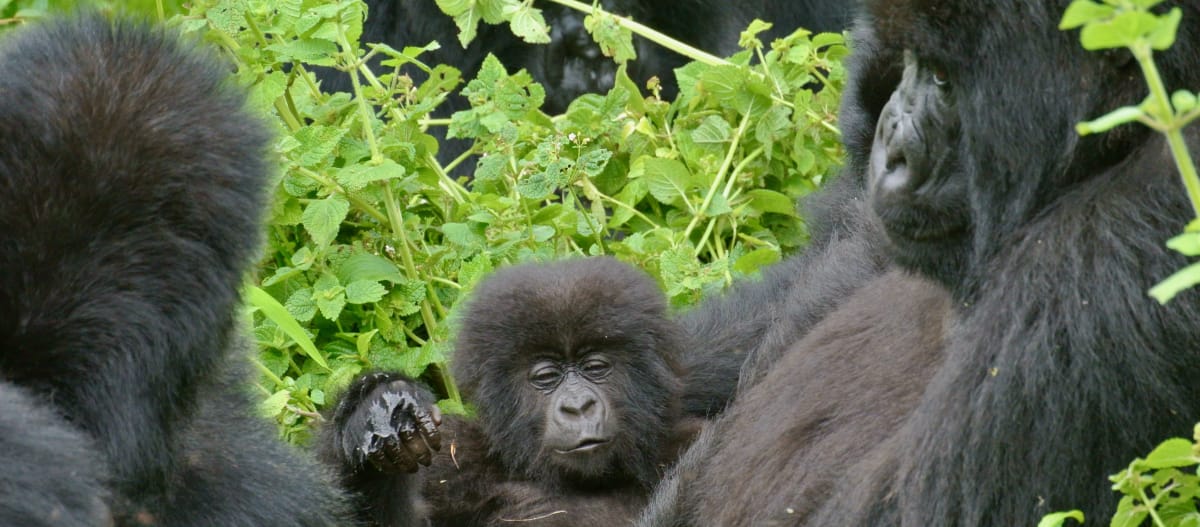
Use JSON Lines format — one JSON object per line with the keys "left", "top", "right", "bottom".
{"left": 1060, "top": 0, "right": 1200, "bottom": 304}
{"left": 1040, "top": 2, "right": 1200, "bottom": 526}
{"left": 183, "top": 0, "right": 845, "bottom": 441}
{"left": 1, "top": 0, "right": 847, "bottom": 443}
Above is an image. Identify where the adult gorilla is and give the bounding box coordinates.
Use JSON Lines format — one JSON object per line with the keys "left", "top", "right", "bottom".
{"left": 0, "top": 16, "right": 348, "bottom": 526}
{"left": 323, "top": 258, "right": 701, "bottom": 527}
{"left": 641, "top": 1, "right": 1200, "bottom": 526}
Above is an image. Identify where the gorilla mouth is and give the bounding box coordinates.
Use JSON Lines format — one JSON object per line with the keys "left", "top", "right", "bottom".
{"left": 555, "top": 438, "right": 610, "bottom": 454}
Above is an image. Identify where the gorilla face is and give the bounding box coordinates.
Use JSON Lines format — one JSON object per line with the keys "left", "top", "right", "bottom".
{"left": 453, "top": 258, "right": 684, "bottom": 487}
{"left": 529, "top": 351, "right": 622, "bottom": 476}
{"left": 867, "top": 50, "right": 970, "bottom": 286}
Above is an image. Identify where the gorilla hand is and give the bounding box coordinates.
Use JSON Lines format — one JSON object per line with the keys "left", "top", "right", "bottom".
{"left": 334, "top": 372, "right": 442, "bottom": 474}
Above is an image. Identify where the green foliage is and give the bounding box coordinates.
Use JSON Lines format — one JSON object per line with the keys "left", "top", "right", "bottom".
{"left": 1, "top": 0, "right": 845, "bottom": 442}
{"left": 1061, "top": 0, "right": 1200, "bottom": 304}
{"left": 190, "top": 0, "right": 843, "bottom": 441}
{"left": 1042, "top": 2, "right": 1200, "bottom": 526}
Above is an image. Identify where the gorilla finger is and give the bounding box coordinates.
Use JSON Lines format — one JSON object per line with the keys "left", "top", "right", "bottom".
{"left": 381, "top": 434, "right": 420, "bottom": 473}
{"left": 398, "top": 421, "right": 434, "bottom": 466}
{"left": 414, "top": 406, "right": 442, "bottom": 451}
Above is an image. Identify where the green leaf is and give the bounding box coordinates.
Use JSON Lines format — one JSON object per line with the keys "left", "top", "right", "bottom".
{"left": 246, "top": 286, "right": 328, "bottom": 369}
{"left": 302, "top": 195, "right": 350, "bottom": 247}
{"left": 738, "top": 19, "right": 773, "bottom": 49}
{"left": 266, "top": 38, "right": 338, "bottom": 66}
{"left": 259, "top": 390, "right": 291, "bottom": 418}
{"left": 693, "top": 116, "right": 733, "bottom": 145}
{"left": 1037, "top": 510, "right": 1084, "bottom": 527}
{"left": 1110, "top": 498, "right": 1148, "bottom": 527}
{"left": 292, "top": 125, "right": 347, "bottom": 168}
{"left": 1079, "top": 11, "right": 1159, "bottom": 50}
{"left": 1166, "top": 231, "right": 1200, "bottom": 257}
{"left": 345, "top": 280, "right": 387, "bottom": 304}
{"left": 584, "top": 11, "right": 636, "bottom": 63}
{"left": 638, "top": 158, "right": 695, "bottom": 206}
{"left": 733, "top": 248, "right": 781, "bottom": 274}
{"left": 1059, "top": 1, "right": 1115, "bottom": 30}
{"left": 506, "top": 4, "right": 550, "bottom": 44}
{"left": 313, "top": 273, "right": 347, "bottom": 321}
{"left": 1147, "top": 8, "right": 1182, "bottom": 51}
{"left": 1143, "top": 438, "right": 1198, "bottom": 469}
{"left": 335, "top": 160, "right": 405, "bottom": 191}
{"left": 1149, "top": 261, "right": 1200, "bottom": 304}
{"left": 747, "top": 189, "right": 799, "bottom": 216}
{"left": 284, "top": 288, "right": 318, "bottom": 323}
{"left": 336, "top": 253, "right": 405, "bottom": 284}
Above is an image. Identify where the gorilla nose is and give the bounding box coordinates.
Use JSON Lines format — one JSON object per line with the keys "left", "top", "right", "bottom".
{"left": 558, "top": 395, "right": 597, "bottom": 418}
{"left": 870, "top": 105, "right": 929, "bottom": 197}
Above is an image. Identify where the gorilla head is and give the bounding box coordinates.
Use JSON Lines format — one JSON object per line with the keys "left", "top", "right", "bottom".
{"left": 865, "top": 0, "right": 1200, "bottom": 296}
{"left": 452, "top": 257, "right": 684, "bottom": 486}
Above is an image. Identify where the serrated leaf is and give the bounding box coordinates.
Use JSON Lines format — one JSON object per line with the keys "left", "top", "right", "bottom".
{"left": 266, "top": 38, "right": 338, "bottom": 66}
{"left": 693, "top": 116, "right": 733, "bottom": 144}
{"left": 292, "top": 125, "right": 347, "bottom": 168}
{"left": 578, "top": 148, "right": 613, "bottom": 177}
{"left": 639, "top": 158, "right": 695, "bottom": 206}
{"left": 259, "top": 390, "right": 291, "bottom": 418}
{"left": 442, "top": 222, "right": 483, "bottom": 248}
{"left": 302, "top": 195, "right": 350, "bottom": 247}
{"left": 313, "top": 273, "right": 346, "bottom": 321}
{"left": 284, "top": 288, "right": 318, "bottom": 322}
{"left": 335, "top": 160, "right": 405, "bottom": 191}
{"left": 346, "top": 280, "right": 387, "bottom": 304}
{"left": 507, "top": 4, "right": 551, "bottom": 44}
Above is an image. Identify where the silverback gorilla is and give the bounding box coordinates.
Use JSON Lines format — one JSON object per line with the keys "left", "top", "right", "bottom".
{"left": 639, "top": 0, "right": 1200, "bottom": 526}
{"left": 322, "top": 258, "right": 701, "bottom": 526}
{"left": 0, "top": 16, "right": 349, "bottom": 526}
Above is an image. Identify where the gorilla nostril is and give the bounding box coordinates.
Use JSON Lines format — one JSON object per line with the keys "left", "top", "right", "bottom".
{"left": 560, "top": 397, "right": 597, "bottom": 417}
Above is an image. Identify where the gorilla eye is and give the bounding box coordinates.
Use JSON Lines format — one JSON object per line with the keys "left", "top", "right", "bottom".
{"left": 580, "top": 357, "right": 612, "bottom": 380}
{"left": 529, "top": 363, "right": 563, "bottom": 390}
{"left": 931, "top": 66, "right": 950, "bottom": 88}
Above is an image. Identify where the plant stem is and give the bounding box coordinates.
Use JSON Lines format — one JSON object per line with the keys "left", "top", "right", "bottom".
{"left": 541, "top": 0, "right": 728, "bottom": 67}
{"left": 1134, "top": 44, "right": 1200, "bottom": 219}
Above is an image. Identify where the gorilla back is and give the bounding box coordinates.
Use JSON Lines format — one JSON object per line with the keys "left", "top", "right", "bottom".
{"left": 0, "top": 16, "right": 347, "bottom": 526}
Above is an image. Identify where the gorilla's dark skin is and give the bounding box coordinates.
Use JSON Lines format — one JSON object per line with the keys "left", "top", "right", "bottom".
{"left": 323, "top": 258, "right": 700, "bottom": 527}
{"left": 639, "top": 1, "right": 1200, "bottom": 526}
{"left": 0, "top": 16, "right": 349, "bottom": 526}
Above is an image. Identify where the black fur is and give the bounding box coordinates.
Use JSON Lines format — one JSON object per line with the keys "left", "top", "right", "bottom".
{"left": 0, "top": 15, "right": 348, "bottom": 526}
{"left": 324, "top": 257, "right": 700, "bottom": 526}
{"left": 641, "top": 1, "right": 1200, "bottom": 526}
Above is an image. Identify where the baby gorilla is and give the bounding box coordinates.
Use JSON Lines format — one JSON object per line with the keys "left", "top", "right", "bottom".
{"left": 322, "top": 257, "right": 699, "bottom": 527}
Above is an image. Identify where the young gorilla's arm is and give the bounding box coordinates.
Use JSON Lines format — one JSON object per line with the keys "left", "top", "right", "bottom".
{"left": 321, "top": 372, "right": 442, "bottom": 527}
